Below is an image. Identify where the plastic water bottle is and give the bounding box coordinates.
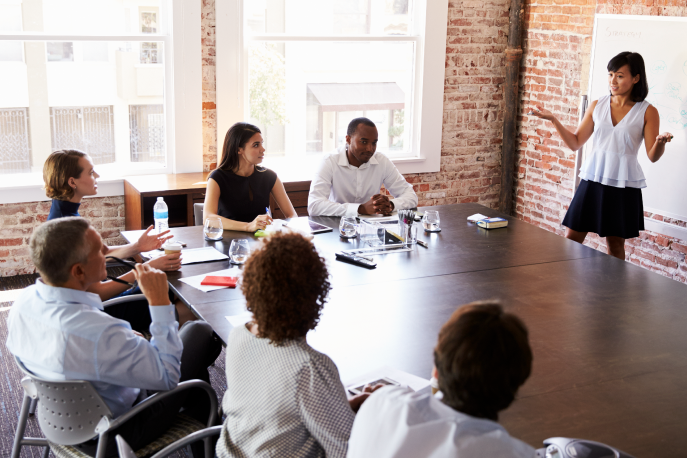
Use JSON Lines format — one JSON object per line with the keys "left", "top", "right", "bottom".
{"left": 153, "top": 197, "right": 169, "bottom": 234}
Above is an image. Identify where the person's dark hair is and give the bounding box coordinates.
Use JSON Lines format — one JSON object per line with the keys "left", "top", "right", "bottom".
{"left": 30, "top": 217, "right": 92, "bottom": 286}
{"left": 242, "top": 232, "right": 331, "bottom": 345}
{"left": 346, "top": 117, "right": 376, "bottom": 137}
{"left": 607, "top": 51, "right": 649, "bottom": 102}
{"left": 217, "top": 122, "right": 262, "bottom": 172}
{"left": 43, "top": 149, "right": 87, "bottom": 200}
{"left": 433, "top": 302, "right": 532, "bottom": 421}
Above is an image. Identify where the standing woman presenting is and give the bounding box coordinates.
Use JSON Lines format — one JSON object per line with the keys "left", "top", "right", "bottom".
{"left": 530, "top": 51, "right": 673, "bottom": 260}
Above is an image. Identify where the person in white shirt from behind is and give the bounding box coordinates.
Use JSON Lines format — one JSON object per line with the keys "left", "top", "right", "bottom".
{"left": 347, "top": 301, "right": 535, "bottom": 458}
{"left": 307, "top": 117, "right": 418, "bottom": 217}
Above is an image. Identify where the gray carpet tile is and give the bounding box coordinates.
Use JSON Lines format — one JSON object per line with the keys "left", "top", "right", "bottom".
{"left": 0, "top": 305, "right": 228, "bottom": 458}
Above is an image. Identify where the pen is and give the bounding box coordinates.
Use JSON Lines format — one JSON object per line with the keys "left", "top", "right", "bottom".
{"left": 417, "top": 240, "right": 429, "bottom": 248}
{"left": 107, "top": 276, "right": 136, "bottom": 287}
{"left": 265, "top": 207, "right": 272, "bottom": 218}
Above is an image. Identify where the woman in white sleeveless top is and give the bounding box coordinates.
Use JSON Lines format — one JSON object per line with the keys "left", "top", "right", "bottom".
{"left": 530, "top": 52, "right": 673, "bottom": 260}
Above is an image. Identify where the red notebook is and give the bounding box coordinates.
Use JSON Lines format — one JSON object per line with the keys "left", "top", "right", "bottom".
{"left": 200, "top": 276, "right": 238, "bottom": 287}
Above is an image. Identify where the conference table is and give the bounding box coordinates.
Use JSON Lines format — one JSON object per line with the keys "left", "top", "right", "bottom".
{"left": 122, "top": 203, "right": 687, "bottom": 457}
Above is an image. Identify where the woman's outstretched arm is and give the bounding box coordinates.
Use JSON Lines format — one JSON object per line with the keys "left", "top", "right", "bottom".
{"left": 643, "top": 105, "right": 673, "bottom": 163}
{"left": 529, "top": 101, "right": 597, "bottom": 152}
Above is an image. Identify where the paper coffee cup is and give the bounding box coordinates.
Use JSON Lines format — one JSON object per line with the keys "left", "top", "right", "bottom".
{"left": 164, "top": 243, "right": 182, "bottom": 255}
{"left": 430, "top": 376, "right": 440, "bottom": 395}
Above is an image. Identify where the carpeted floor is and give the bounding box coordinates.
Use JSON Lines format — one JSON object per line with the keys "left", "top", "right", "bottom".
{"left": 0, "top": 274, "right": 229, "bottom": 458}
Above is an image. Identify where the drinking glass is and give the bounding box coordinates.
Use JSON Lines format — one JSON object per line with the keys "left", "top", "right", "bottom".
{"left": 204, "top": 217, "right": 224, "bottom": 241}
{"left": 359, "top": 220, "right": 385, "bottom": 247}
{"left": 422, "top": 211, "right": 441, "bottom": 232}
{"left": 339, "top": 217, "right": 358, "bottom": 238}
{"left": 407, "top": 223, "right": 418, "bottom": 244}
{"left": 229, "top": 239, "right": 250, "bottom": 264}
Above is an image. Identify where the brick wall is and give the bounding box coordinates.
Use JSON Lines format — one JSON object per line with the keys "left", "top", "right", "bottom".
{"left": 3, "top": 0, "right": 687, "bottom": 285}
{"left": 0, "top": 197, "right": 126, "bottom": 276}
{"left": 402, "top": 0, "right": 510, "bottom": 208}
{"left": 514, "top": 0, "right": 687, "bottom": 284}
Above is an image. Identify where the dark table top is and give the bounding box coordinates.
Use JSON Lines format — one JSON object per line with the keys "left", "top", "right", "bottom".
{"left": 121, "top": 203, "right": 687, "bottom": 457}
{"left": 123, "top": 203, "right": 603, "bottom": 306}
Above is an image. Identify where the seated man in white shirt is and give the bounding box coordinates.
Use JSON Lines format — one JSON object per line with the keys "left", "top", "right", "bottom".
{"left": 308, "top": 117, "right": 418, "bottom": 217}
{"left": 347, "top": 302, "right": 535, "bottom": 458}
{"left": 6, "top": 217, "right": 221, "bottom": 458}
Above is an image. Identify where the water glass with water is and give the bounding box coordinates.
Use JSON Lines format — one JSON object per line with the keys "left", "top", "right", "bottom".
{"left": 339, "top": 217, "right": 358, "bottom": 238}
{"left": 422, "top": 211, "right": 441, "bottom": 232}
{"left": 229, "top": 239, "right": 250, "bottom": 264}
{"left": 204, "top": 217, "right": 224, "bottom": 240}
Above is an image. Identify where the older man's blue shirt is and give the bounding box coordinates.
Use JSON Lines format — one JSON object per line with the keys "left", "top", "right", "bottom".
{"left": 6, "top": 280, "right": 182, "bottom": 418}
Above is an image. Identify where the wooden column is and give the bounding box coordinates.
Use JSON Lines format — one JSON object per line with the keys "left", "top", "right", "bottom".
{"left": 498, "top": 0, "right": 525, "bottom": 215}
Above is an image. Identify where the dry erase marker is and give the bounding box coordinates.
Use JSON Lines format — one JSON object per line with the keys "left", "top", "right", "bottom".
{"left": 417, "top": 240, "right": 428, "bottom": 248}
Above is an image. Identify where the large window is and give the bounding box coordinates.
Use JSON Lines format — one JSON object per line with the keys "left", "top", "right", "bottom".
{"left": 0, "top": 0, "right": 202, "bottom": 204}
{"left": 217, "top": 0, "right": 448, "bottom": 176}
{"left": 0, "top": 1, "right": 169, "bottom": 177}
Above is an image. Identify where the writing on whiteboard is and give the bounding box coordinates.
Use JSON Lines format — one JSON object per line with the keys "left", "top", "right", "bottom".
{"left": 604, "top": 28, "right": 642, "bottom": 39}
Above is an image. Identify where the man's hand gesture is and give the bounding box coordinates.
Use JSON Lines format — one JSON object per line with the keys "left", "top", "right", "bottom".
{"left": 133, "top": 263, "right": 169, "bottom": 306}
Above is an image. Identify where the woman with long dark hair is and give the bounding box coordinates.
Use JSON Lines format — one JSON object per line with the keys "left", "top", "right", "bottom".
{"left": 204, "top": 122, "right": 297, "bottom": 232}
{"left": 530, "top": 51, "right": 673, "bottom": 260}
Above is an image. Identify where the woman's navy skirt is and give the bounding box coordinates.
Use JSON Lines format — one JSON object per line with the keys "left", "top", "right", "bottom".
{"left": 562, "top": 179, "right": 644, "bottom": 239}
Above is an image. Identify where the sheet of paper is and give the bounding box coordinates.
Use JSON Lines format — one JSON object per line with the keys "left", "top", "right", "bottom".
{"left": 178, "top": 267, "right": 242, "bottom": 292}
{"left": 140, "top": 246, "right": 229, "bottom": 264}
{"left": 179, "top": 247, "right": 229, "bottom": 264}
{"left": 344, "top": 366, "right": 431, "bottom": 394}
{"left": 467, "top": 213, "right": 489, "bottom": 222}
{"left": 225, "top": 311, "right": 252, "bottom": 328}
{"left": 359, "top": 213, "right": 398, "bottom": 221}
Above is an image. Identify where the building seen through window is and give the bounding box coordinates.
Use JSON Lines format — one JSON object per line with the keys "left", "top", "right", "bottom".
{"left": 244, "top": 0, "right": 415, "bottom": 170}
{"left": 0, "top": 1, "right": 167, "bottom": 175}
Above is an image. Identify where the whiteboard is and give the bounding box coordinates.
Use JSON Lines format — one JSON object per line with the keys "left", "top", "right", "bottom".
{"left": 587, "top": 15, "right": 687, "bottom": 223}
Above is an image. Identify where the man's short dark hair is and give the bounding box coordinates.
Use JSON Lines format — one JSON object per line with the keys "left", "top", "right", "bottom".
{"left": 30, "top": 217, "right": 92, "bottom": 286}
{"left": 434, "top": 302, "right": 532, "bottom": 421}
{"left": 346, "top": 117, "right": 376, "bottom": 136}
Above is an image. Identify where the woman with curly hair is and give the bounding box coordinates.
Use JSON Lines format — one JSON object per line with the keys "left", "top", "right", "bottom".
{"left": 216, "top": 232, "right": 378, "bottom": 458}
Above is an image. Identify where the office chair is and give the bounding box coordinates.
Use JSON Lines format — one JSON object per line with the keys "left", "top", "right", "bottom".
{"left": 535, "top": 437, "right": 636, "bottom": 458}
{"left": 194, "top": 203, "right": 204, "bottom": 226}
{"left": 11, "top": 356, "right": 218, "bottom": 458}
{"left": 116, "top": 426, "right": 223, "bottom": 458}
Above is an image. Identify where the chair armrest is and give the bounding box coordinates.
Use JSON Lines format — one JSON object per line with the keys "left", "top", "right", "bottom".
{"left": 149, "top": 426, "right": 223, "bottom": 458}
{"left": 102, "top": 294, "right": 147, "bottom": 308}
{"left": 106, "top": 380, "right": 218, "bottom": 431}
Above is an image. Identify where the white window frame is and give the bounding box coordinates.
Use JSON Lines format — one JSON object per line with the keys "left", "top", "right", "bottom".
{"left": 0, "top": 0, "right": 202, "bottom": 204}
{"left": 216, "top": 0, "right": 448, "bottom": 177}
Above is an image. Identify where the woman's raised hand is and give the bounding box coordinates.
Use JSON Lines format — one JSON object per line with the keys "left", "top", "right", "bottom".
{"left": 246, "top": 214, "right": 273, "bottom": 233}
{"left": 528, "top": 105, "right": 555, "bottom": 121}
{"left": 655, "top": 132, "right": 674, "bottom": 145}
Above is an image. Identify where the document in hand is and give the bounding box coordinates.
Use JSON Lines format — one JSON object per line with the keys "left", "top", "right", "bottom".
{"left": 344, "top": 366, "right": 431, "bottom": 399}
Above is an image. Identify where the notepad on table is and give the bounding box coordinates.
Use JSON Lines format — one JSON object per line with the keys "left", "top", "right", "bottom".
{"left": 477, "top": 217, "right": 508, "bottom": 229}
{"left": 201, "top": 276, "right": 238, "bottom": 287}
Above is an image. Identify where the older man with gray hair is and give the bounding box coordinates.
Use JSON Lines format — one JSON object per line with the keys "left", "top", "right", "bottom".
{"left": 6, "top": 217, "right": 221, "bottom": 457}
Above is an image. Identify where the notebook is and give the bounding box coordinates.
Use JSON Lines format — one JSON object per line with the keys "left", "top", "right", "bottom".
{"left": 477, "top": 217, "right": 509, "bottom": 229}
{"left": 200, "top": 276, "right": 238, "bottom": 287}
